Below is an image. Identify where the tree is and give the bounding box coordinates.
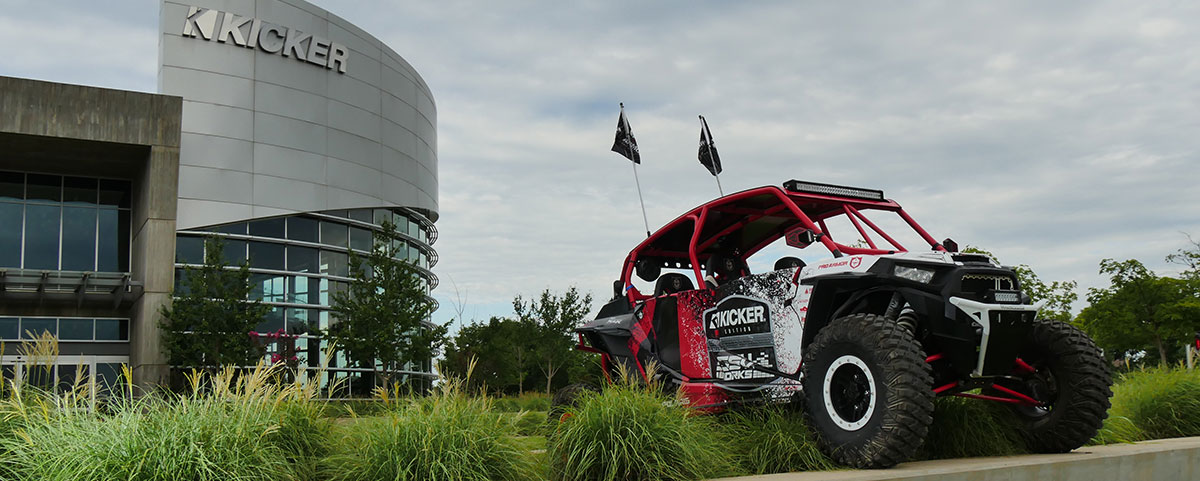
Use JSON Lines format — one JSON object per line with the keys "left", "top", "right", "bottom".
{"left": 1076, "top": 258, "right": 1198, "bottom": 365}
{"left": 160, "top": 236, "right": 270, "bottom": 368}
{"left": 442, "top": 287, "right": 598, "bottom": 394}
{"left": 328, "top": 221, "right": 448, "bottom": 389}
{"left": 513, "top": 287, "right": 594, "bottom": 394}
{"left": 962, "top": 247, "right": 1078, "bottom": 322}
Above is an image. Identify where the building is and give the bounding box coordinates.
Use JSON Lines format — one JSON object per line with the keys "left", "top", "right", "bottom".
{"left": 0, "top": 0, "right": 439, "bottom": 393}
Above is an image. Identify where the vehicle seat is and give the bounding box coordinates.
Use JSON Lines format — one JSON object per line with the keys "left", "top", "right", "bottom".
{"left": 654, "top": 273, "right": 695, "bottom": 296}
{"left": 774, "top": 257, "right": 806, "bottom": 270}
{"left": 706, "top": 253, "right": 748, "bottom": 286}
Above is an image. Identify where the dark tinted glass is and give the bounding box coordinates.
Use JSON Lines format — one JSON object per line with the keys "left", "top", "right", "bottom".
{"left": 320, "top": 221, "right": 347, "bottom": 247}
{"left": 95, "top": 363, "right": 122, "bottom": 393}
{"left": 250, "top": 273, "right": 287, "bottom": 302}
{"left": 63, "top": 177, "right": 98, "bottom": 205}
{"left": 255, "top": 307, "right": 285, "bottom": 333}
{"left": 320, "top": 250, "right": 348, "bottom": 277}
{"left": 25, "top": 174, "right": 61, "bottom": 202}
{"left": 222, "top": 239, "right": 247, "bottom": 265}
{"left": 58, "top": 318, "right": 93, "bottom": 340}
{"left": 21, "top": 318, "right": 56, "bottom": 339}
{"left": 61, "top": 207, "right": 97, "bottom": 271}
{"left": 287, "top": 245, "right": 319, "bottom": 273}
{"left": 249, "top": 242, "right": 285, "bottom": 270}
{"left": 287, "top": 217, "right": 319, "bottom": 242}
{"left": 98, "top": 179, "right": 131, "bottom": 208}
{"left": 0, "top": 203, "right": 21, "bottom": 268}
{"left": 97, "top": 208, "right": 130, "bottom": 272}
{"left": 285, "top": 308, "right": 312, "bottom": 335}
{"left": 349, "top": 227, "right": 371, "bottom": 251}
{"left": 214, "top": 222, "right": 247, "bottom": 235}
{"left": 373, "top": 209, "right": 391, "bottom": 226}
{"left": 348, "top": 209, "right": 372, "bottom": 223}
{"left": 0, "top": 318, "right": 17, "bottom": 339}
{"left": 249, "top": 217, "right": 286, "bottom": 238}
{"left": 0, "top": 172, "right": 22, "bottom": 200}
{"left": 57, "top": 364, "right": 78, "bottom": 392}
{"left": 288, "top": 275, "right": 320, "bottom": 304}
{"left": 94, "top": 318, "right": 128, "bottom": 340}
{"left": 174, "top": 268, "right": 189, "bottom": 295}
{"left": 24, "top": 204, "right": 60, "bottom": 269}
{"left": 175, "top": 236, "right": 205, "bottom": 264}
{"left": 324, "top": 209, "right": 347, "bottom": 218}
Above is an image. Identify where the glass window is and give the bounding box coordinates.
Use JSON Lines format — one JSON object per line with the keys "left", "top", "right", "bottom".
{"left": 287, "top": 245, "right": 319, "bottom": 273}
{"left": 58, "top": 318, "right": 93, "bottom": 340}
{"left": 249, "top": 217, "right": 286, "bottom": 238}
{"left": 393, "top": 214, "right": 408, "bottom": 235}
{"left": 96, "top": 208, "right": 130, "bottom": 272}
{"left": 0, "top": 317, "right": 18, "bottom": 339}
{"left": 320, "top": 250, "right": 348, "bottom": 277}
{"left": 0, "top": 172, "right": 22, "bottom": 200}
{"left": 57, "top": 364, "right": 78, "bottom": 393}
{"left": 25, "top": 174, "right": 61, "bottom": 202}
{"left": 174, "top": 268, "right": 190, "bottom": 295}
{"left": 94, "top": 319, "right": 128, "bottom": 341}
{"left": 175, "top": 236, "right": 204, "bottom": 264}
{"left": 320, "top": 221, "right": 348, "bottom": 248}
{"left": 0, "top": 203, "right": 21, "bottom": 268}
{"left": 373, "top": 209, "right": 392, "bottom": 226}
{"left": 63, "top": 177, "right": 98, "bottom": 205}
{"left": 287, "top": 217, "right": 319, "bottom": 243}
{"left": 24, "top": 204, "right": 61, "bottom": 270}
{"left": 249, "top": 242, "right": 285, "bottom": 270}
{"left": 348, "top": 209, "right": 372, "bottom": 223}
{"left": 61, "top": 207, "right": 97, "bottom": 271}
{"left": 349, "top": 227, "right": 371, "bottom": 251}
{"left": 285, "top": 308, "right": 311, "bottom": 335}
{"left": 21, "top": 318, "right": 56, "bottom": 339}
{"left": 221, "top": 239, "right": 247, "bottom": 265}
{"left": 409, "top": 220, "right": 420, "bottom": 238}
{"left": 213, "top": 222, "right": 247, "bottom": 235}
{"left": 255, "top": 307, "right": 285, "bottom": 333}
{"left": 98, "top": 179, "right": 131, "bottom": 208}
{"left": 324, "top": 209, "right": 348, "bottom": 218}
{"left": 288, "top": 275, "right": 320, "bottom": 304}
{"left": 95, "top": 363, "right": 123, "bottom": 394}
{"left": 250, "top": 273, "right": 287, "bottom": 302}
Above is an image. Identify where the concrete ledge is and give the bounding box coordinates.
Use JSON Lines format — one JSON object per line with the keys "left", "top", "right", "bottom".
{"left": 716, "top": 437, "right": 1200, "bottom": 481}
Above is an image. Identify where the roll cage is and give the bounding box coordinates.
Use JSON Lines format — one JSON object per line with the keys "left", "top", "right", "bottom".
{"left": 620, "top": 181, "right": 945, "bottom": 302}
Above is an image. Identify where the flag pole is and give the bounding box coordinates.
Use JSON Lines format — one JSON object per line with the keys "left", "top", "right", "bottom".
{"left": 631, "top": 161, "right": 651, "bottom": 237}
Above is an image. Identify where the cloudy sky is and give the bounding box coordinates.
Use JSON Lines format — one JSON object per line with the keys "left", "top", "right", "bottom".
{"left": 2, "top": 1, "right": 1198, "bottom": 327}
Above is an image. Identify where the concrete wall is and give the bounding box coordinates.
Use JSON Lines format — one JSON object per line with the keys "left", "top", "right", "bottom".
{"left": 0, "top": 76, "right": 182, "bottom": 387}
{"left": 158, "top": 0, "right": 439, "bottom": 229}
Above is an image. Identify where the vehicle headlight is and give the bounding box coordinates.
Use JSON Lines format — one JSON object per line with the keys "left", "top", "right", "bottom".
{"left": 894, "top": 265, "right": 935, "bottom": 283}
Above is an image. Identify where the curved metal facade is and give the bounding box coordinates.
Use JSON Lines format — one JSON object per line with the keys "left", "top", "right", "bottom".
{"left": 158, "top": 0, "right": 438, "bottom": 230}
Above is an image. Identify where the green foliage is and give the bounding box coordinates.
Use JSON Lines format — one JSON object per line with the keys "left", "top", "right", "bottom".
{"left": 329, "top": 221, "right": 448, "bottom": 387}
{"left": 547, "top": 382, "right": 735, "bottom": 481}
{"left": 962, "top": 246, "right": 1078, "bottom": 323}
{"left": 722, "top": 406, "right": 835, "bottom": 474}
{"left": 510, "top": 410, "right": 548, "bottom": 436}
{"left": 918, "top": 397, "right": 1028, "bottom": 459}
{"left": 1076, "top": 259, "right": 1198, "bottom": 365}
{"left": 323, "top": 378, "right": 538, "bottom": 481}
{"left": 160, "top": 236, "right": 271, "bottom": 368}
{"left": 493, "top": 391, "right": 552, "bottom": 412}
{"left": 443, "top": 288, "right": 598, "bottom": 395}
{"left": 1100, "top": 367, "right": 1200, "bottom": 441}
{"left": 0, "top": 364, "right": 332, "bottom": 481}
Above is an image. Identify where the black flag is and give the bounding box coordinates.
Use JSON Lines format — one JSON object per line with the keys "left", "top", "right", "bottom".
{"left": 611, "top": 103, "right": 641, "bottom": 164}
{"left": 698, "top": 115, "right": 722, "bottom": 176}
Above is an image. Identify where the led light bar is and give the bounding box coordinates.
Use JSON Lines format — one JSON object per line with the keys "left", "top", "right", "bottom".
{"left": 783, "top": 180, "right": 885, "bottom": 200}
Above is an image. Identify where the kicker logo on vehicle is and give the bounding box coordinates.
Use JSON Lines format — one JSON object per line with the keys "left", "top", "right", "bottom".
{"left": 704, "top": 296, "right": 777, "bottom": 382}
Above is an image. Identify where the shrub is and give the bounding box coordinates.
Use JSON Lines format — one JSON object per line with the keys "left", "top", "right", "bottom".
{"left": 547, "top": 382, "right": 735, "bottom": 481}
{"left": 1101, "top": 367, "right": 1200, "bottom": 442}
{"left": 722, "top": 405, "right": 835, "bottom": 474}
{"left": 918, "top": 396, "right": 1028, "bottom": 459}
{"left": 511, "top": 410, "right": 548, "bottom": 436}
{"left": 494, "top": 392, "right": 552, "bottom": 412}
{"left": 323, "top": 379, "right": 537, "bottom": 481}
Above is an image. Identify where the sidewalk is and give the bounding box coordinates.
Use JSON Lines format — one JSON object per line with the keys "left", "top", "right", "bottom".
{"left": 715, "top": 436, "right": 1200, "bottom": 481}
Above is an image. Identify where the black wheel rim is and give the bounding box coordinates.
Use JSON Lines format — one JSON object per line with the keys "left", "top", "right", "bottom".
{"left": 829, "top": 363, "right": 872, "bottom": 424}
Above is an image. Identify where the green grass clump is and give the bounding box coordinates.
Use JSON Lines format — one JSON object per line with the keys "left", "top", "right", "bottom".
{"left": 1100, "top": 367, "right": 1200, "bottom": 442}
{"left": 510, "top": 410, "right": 548, "bottom": 436}
{"left": 722, "top": 405, "right": 836, "bottom": 474}
{"left": 547, "top": 382, "right": 735, "bottom": 481}
{"left": 0, "top": 364, "right": 332, "bottom": 481}
{"left": 918, "top": 396, "right": 1028, "bottom": 460}
{"left": 494, "top": 391, "right": 552, "bottom": 412}
{"left": 324, "top": 379, "right": 538, "bottom": 481}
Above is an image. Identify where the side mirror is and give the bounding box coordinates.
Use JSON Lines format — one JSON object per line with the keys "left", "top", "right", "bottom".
{"left": 941, "top": 238, "right": 959, "bottom": 253}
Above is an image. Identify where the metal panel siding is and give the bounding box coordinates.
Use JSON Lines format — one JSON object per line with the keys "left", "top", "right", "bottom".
{"left": 162, "top": 0, "right": 438, "bottom": 229}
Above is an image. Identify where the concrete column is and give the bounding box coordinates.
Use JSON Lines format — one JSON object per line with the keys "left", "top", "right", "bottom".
{"left": 129, "top": 145, "right": 180, "bottom": 389}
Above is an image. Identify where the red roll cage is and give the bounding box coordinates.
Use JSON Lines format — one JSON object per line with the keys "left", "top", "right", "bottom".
{"left": 620, "top": 182, "right": 945, "bottom": 302}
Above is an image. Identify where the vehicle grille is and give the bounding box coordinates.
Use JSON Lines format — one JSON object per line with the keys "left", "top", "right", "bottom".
{"left": 959, "top": 274, "right": 1016, "bottom": 301}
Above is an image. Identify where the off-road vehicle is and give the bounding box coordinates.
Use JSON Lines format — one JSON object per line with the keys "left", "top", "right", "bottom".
{"left": 565, "top": 180, "right": 1112, "bottom": 468}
